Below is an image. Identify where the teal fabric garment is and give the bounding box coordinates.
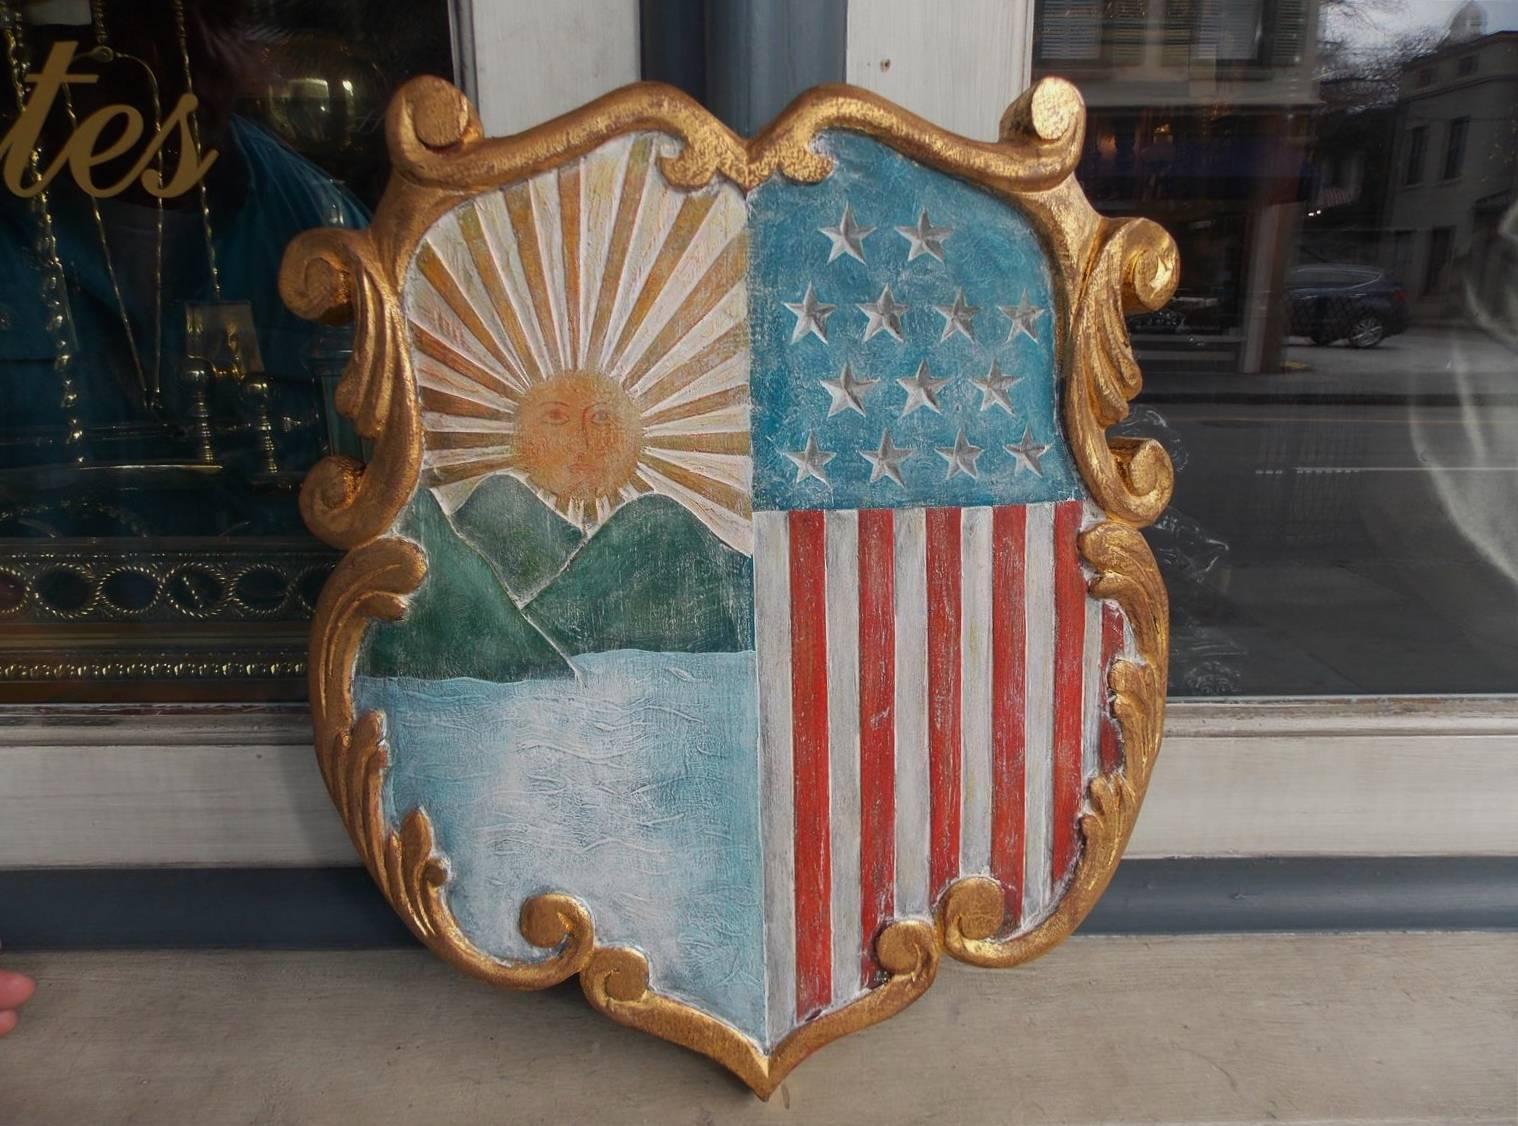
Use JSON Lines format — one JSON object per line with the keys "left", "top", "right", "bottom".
{"left": 0, "top": 116, "right": 368, "bottom": 489}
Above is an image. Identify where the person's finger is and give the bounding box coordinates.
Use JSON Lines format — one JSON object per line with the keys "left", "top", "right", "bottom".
{"left": 0, "top": 970, "right": 35, "bottom": 1010}
{"left": 0, "top": 1009, "right": 17, "bottom": 1038}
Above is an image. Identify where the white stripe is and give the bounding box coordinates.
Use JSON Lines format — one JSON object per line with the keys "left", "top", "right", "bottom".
{"left": 1021, "top": 504, "right": 1056, "bottom": 924}
{"left": 753, "top": 509, "right": 796, "bottom": 1047}
{"left": 892, "top": 508, "right": 931, "bottom": 919}
{"left": 1083, "top": 581, "right": 1104, "bottom": 784}
{"left": 825, "top": 511, "right": 862, "bottom": 1004}
{"left": 959, "top": 507, "right": 994, "bottom": 876}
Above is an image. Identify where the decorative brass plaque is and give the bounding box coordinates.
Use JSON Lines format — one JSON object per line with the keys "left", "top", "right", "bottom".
{"left": 285, "top": 75, "right": 1178, "bottom": 1097}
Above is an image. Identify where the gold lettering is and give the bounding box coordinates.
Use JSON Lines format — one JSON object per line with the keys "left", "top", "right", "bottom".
{"left": 0, "top": 42, "right": 97, "bottom": 198}
{"left": 138, "top": 94, "right": 218, "bottom": 199}
{"left": 68, "top": 104, "right": 144, "bottom": 197}
{"left": 0, "top": 40, "right": 218, "bottom": 200}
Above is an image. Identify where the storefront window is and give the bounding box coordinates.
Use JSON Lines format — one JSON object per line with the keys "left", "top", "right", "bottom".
{"left": 0, "top": 0, "right": 452, "bottom": 699}
{"left": 1035, "top": 0, "right": 1518, "bottom": 695}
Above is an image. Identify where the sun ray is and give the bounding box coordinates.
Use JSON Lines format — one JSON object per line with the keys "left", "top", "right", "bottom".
{"left": 557, "top": 163, "right": 582, "bottom": 369}
{"left": 638, "top": 452, "right": 751, "bottom": 518}
{"left": 420, "top": 384, "right": 514, "bottom": 422}
{"left": 458, "top": 202, "right": 545, "bottom": 386}
{"left": 528, "top": 173, "right": 573, "bottom": 368}
{"left": 643, "top": 431, "right": 751, "bottom": 456}
{"left": 615, "top": 234, "right": 748, "bottom": 391}
{"left": 413, "top": 243, "right": 526, "bottom": 388}
{"left": 477, "top": 192, "right": 560, "bottom": 381}
{"left": 583, "top": 136, "right": 655, "bottom": 366}
{"left": 641, "top": 384, "right": 748, "bottom": 429}
{"left": 604, "top": 191, "right": 719, "bottom": 374}
{"left": 425, "top": 430, "right": 515, "bottom": 452}
{"left": 631, "top": 320, "right": 748, "bottom": 411}
{"left": 504, "top": 182, "right": 566, "bottom": 374}
{"left": 422, "top": 414, "right": 514, "bottom": 435}
{"left": 425, "top": 455, "right": 518, "bottom": 487}
{"left": 412, "top": 324, "right": 523, "bottom": 405}
{"left": 414, "top": 352, "right": 519, "bottom": 411}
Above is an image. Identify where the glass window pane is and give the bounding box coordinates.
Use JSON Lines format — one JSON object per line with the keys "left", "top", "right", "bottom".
{"left": 0, "top": 0, "right": 454, "bottom": 700}
{"left": 1034, "top": 0, "right": 1518, "bottom": 695}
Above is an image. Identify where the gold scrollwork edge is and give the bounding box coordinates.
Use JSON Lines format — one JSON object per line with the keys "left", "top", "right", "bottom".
{"left": 938, "top": 521, "right": 1169, "bottom": 967}
{"left": 1064, "top": 216, "right": 1180, "bottom": 526}
{"left": 309, "top": 537, "right": 594, "bottom": 988}
{"left": 582, "top": 920, "right": 939, "bottom": 1100}
{"left": 385, "top": 74, "right": 1085, "bottom": 198}
{"left": 279, "top": 227, "right": 422, "bottom": 551}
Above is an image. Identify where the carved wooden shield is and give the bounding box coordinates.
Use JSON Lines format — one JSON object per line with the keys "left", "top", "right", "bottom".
{"left": 284, "top": 76, "right": 1177, "bottom": 1098}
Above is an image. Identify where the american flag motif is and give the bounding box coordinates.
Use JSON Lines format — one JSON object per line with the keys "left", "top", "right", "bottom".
{"left": 748, "top": 140, "right": 1131, "bottom": 1040}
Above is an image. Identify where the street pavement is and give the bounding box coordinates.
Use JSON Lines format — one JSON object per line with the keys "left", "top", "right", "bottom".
{"left": 1129, "top": 322, "right": 1518, "bottom": 697}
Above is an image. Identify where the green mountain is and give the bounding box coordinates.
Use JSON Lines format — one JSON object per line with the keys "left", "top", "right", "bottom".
{"left": 358, "top": 486, "right": 570, "bottom": 682}
{"left": 449, "top": 474, "right": 583, "bottom": 599}
{"left": 527, "top": 494, "right": 755, "bottom": 655}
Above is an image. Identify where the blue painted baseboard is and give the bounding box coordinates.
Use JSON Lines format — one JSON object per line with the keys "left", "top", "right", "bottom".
{"left": 2, "top": 858, "right": 1515, "bottom": 950}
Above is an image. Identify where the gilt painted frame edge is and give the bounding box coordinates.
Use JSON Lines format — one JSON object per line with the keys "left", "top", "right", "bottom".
{"left": 278, "top": 76, "right": 1178, "bottom": 1098}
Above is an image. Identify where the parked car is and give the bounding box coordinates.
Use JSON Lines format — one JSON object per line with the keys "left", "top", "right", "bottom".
{"left": 1286, "top": 264, "right": 1410, "bottom": 348}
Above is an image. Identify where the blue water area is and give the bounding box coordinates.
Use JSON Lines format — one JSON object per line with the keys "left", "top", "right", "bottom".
{"left": 748, "top": 130, "right": 1081, "bottom": 511}
{"left": 354, "top": 650, "right": 767, "bottom": 1042}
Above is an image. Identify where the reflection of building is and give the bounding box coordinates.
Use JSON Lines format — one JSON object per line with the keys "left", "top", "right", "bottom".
{"left": 1033, "top": 0, "right": 1319, "bottom": 373}
{"left": 1384, "top": 5, "right": 1518, "bottom": 310}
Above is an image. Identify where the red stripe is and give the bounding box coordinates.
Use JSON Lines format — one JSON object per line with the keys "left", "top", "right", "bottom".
{"left": 788, "top": 510, "right": 831, "bottom": 1018}
{"left": 925, "top": 507, "right": 962, "bottom": 901}
{"left": 1098, "top": 602, "right": 1124, "bottom": 775}
{"left": 990, "top": 505, "right": 1027, "bottom": 924}
{"left": 857, "top": 508, "right": 895, "bottom": 983}
{"left": 1050, "top": 500, "right": 1086, "bottom": 888}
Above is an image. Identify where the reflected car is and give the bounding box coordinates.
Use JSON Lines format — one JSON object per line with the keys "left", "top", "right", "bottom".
{"left": 1287, "top": 264, "right": 1410, "bottom": 348}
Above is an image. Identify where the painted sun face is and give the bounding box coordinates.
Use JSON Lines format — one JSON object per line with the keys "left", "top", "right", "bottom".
{"left": 406, "top": 133, "right": 753, "bottom": 551}
{"left": 514, "top": 372, "right": 642, "bottom": 502}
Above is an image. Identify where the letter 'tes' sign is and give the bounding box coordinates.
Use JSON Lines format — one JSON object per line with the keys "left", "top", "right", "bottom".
{"left": 283, "top": 76, "right": 1178, "bottom": 1098}
{"left": 1, "top": 43, "right": 217, "bottom": 200}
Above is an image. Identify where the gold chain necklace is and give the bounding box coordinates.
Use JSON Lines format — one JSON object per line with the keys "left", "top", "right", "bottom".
{"left": 53, "top": 2, "right": 167, "bottom": 407}
{"left": 1, "top": 0, "right": 87, "bottom": 462}
{"left": 171, "top": 0, "right": 220, "bottom": 301}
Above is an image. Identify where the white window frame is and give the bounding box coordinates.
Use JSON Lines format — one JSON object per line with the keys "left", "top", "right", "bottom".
{"left": 2, "top": 2, "right": 1511, "bottom": 874}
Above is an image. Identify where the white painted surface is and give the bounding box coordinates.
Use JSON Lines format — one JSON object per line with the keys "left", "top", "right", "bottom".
{"left": 1020, "top": 503, "right": 1055, "bottom": 920}
{"left": 844, "top": 0, "right": 1037, "bottom": 141}
{"left": 4, "top": 935, "right": 1514, "bottom": 1123}
{"left": 824, "top": 510, "right": 862, "bottom": 1005}
{"left": 891, "top": 508, "right": 931, "bottom": 915}
{"left": 1, "top": 698, "right": 1516, "bottom": 868}
{"left": 752, "top": 509, "right": 796, "bottom": 1045}
{"left": 467, "top": 0, "right": 640, "bottom": 136}
{"left": 958, "top": 507, "right": 994, "bottom": 876}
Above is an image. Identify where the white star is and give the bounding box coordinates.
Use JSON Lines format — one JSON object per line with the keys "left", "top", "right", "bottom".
{"left": 858, "top": 285, "right": 908, "bottom": 342}
{"left": 1000, "top": 290, "right": 1045, "bottom": 343}
{"left": 784, "top": 284, "right": 836, "bottom": 343}
{"left": 970, "top": 360, "right": 1019, "bottom": 414}
{"left": 896, "top": 360, "right": 948, "bottom": 417}
{"left": 818, "top": 203, "right": 875, "bottom": 264}
{"left": 896, "top": 209, "right": 953, "bottom": 262}
{"left": 819, "top": 362, "right": 878, "bottom": 417}
{"left": 782, "top": 432, "right": 835, "bottom": 484}
{"left": 932, "top": 289, "right": 979, "bottom": 342}
{"left": 936, "top": 429, "right": 984, "bottom": 480}
{"left": 1004, "top": 426, "right": 1051, "bottom": 476}
{"left": 860, "top": 431, "right": 915, "bottom": 486}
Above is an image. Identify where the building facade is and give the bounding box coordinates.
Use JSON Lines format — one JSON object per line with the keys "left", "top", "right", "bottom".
{"left": 1384, "top": 16, "right": 1518, "bottom": 308}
